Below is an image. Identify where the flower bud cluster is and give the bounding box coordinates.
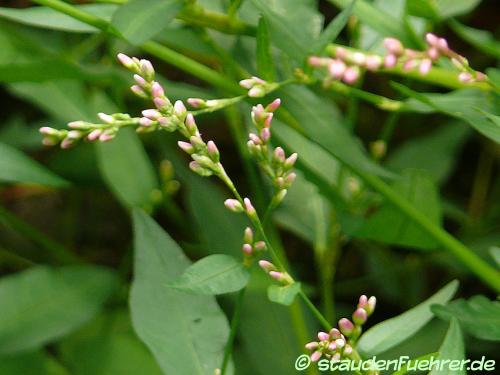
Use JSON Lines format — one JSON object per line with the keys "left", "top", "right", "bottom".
{"left": 247, "top": 99, "right": 298, "bottom": 205}
{"left": 305, "top": 295, "right": 376, "bottom": 362}
{"left": 240, "top": 227, "right": 267, "bottom": 265}
{"left": 224, "top": 197, "right": 257, "bottom": 219}
{"left": 305, "top": 328, "right": 353, "bottom": 362}
{"left": 258, "top": 260, "right": 293, "bottom": 285}
{"left": 239, "top": 76, "right": 277, "bottom": 98}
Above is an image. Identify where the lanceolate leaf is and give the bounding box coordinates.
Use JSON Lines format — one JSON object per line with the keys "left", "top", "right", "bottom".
{"left": 168, "top": 254, "right": 250, "bottom": 295}
{"left": 112, "top": 0, "right": 183, "bottom": 45}
{"left": 358, "top": 280, "right": 458, "bottom": 356}
{"left": 256, "top": 16, "right": 275, "bottom": 81}
{"left": 0, "top": 142, "right": 68, "bottom": 187}
{"left": 432, "top": 295, "right": 500, "bottom": 341}
{"left": 0, "top": 265, "right": 119, "bottom": 354}
{"left": 429, "top": 319, "right": 465, "bottom": 375}
{"left": 130, "top": 209, "right": 231, "bottom": 374}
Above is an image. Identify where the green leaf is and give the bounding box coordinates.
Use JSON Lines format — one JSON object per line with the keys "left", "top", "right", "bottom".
{"left": 59, "top": 310, "right": 163, "bottom": 375}
{"left": 256, "top": 16, "right": 275, "bottom": 81}
{"left": 0, "top": 265, "right": 119, "bottom": 354}
{"left": 130, "top": 209, "right": 231, "bottom": 374}
{"left": 450, "top": 20, "right": 500, "bottom": 59}
{"left": 355, "top": 169, "right": 442, "bottom": 249}
{"left": 0, "top": 4, "right": 117, "bottom": 33}
{"left": 432, "top": 295, "right": 500, "bottom": 341}
{"left": 312, "top": 0, "right": 356, "bottom": 54}
{"left": 168, "top": 254, "right": 250, "bottom": 295}
{"left": 112, "top": 0, "right": 183, "bottom": 45}
{"left": 435, "top": 0, "right": 481, "bottom": 18}
{"left": 391, "top": 352, "right": 440, "bottom": 375}
{"left": 490, "top": 246, "right": 500, "bottom": 268}
{"left": 267, "top": 282, "right": 301, "bottom": 306}
{"left": 96, "top": 128, "right": 159, "bottom": 209}
{"left": 0, "top": 350, "right": 68, "bottom": 375}
{"left": 405, "top": 0, "right": 439, "bottom": 21}
{"left": 386, "top": 122, "right": 470, "bottom": 186}
{"left": 429, "top": 319, "right": 465, "bottom": 375}
{"left": 358, "top": 280, "right": 458, "bottom": 356}
{"left": 0, "top": 142, "right": 68, "bottom": 187}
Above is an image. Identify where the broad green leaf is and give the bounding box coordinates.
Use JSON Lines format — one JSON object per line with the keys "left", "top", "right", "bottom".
{"left": 450, "top": 20, "right": 500, "bottom": 59}
{"left": 0, "top": 142, "right": 68, "bottom": 187}
{"left": 130, "top": 210, "right": 231, "bottom": 374}
{"left": 256, "top": 16, "right": 275, "bottom": 81}
{"left": 429, "top": 319, "right": 465, "bottom": 375}
{"left": 279, "top": 85, "right": 390, "bottom": 177}
{"left": 432, "top": 295, "right": 500, "bottom": 341}
{"left": 386, "top": 122, "right": 470, "bottom": 186}
{"left": 0, "top": 265, "right": 119, "bottom": 354}
{"left": 490, "top": 246, "right": 500, "bottom": 267}
{"left": 328, "top": 0, "right": 412, "bottom": 44}
{"left": 435, "top": 0, "right": 482, "bottom": 18}
{"left": 0, "top": 5, "right": 117, "bottom": 33}
{"left": 59, "top": 310, "right": 162, "bottom": 375}
{"left": 267, "top": 282, "right": 301, "bottom": 306}
{"left": 250, "top": 0, "right": 323, "bottom": 63}
{"left": 112, "top": 0, "right": 183, "bottom": 45}
{"left": 392, "top": 352, "right": 440, "bottom": 375}
{"left": 358, "top": 280, "right": 458, "bottom": 356}
{"left": 0, "top": 350, "right": 68, "bottom": 375}
{"left": 356, "top": 169, "right": 442, "bottom": 249}
{"left": 405, "top": 0, "right": 439, "bottom": 21}
{"left": 312, "top": 0, "right": 356, "bottom": 53}
{"left": 168, "top": 254, "right": 250, "bottom": 295}
{"left": 96, "top": 128, "right": 159, "bottom": 209}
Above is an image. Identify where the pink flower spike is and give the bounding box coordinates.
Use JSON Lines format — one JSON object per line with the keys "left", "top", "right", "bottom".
{"left": 242, "top": 243, "right": 253, "bottom": 255}
{"left": 266, "top": 98, "right": 281, "bottom": 112}
{"left": 384, "top": 54, "right": 397, "bottom": 68}
{"left": 311, "top": 351, "right": 322, "bottom": 362}
{"left": 305, "top": 341, "right": 319, "bottom": 350}
{"left": 117, "top": 53, "right": 134, "bottom": 68}
{"left": 317, "top": 332, "right": 330, "bottom": 341}
{"left": 342, "top": 67, "right": 359, "bottom": 84}
{"left": 87, "top": 129, "right": 102, "bottom": 141}
{"left": 269, "top": 271, "right": 283, "bottom": 281}
{"left": 328, "top": 59, "right": 346, "bottom": 79}
{"left": 419, "top": 59, "right": 432, "bottom": 75}
{"left": 151, "top": 81, "right": 164, "bottom": 98}
{"left": 258, "top": 260, "right": 276, "bottom": 272}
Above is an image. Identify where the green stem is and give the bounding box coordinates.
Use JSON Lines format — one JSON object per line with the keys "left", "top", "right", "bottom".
{"left": 298, "top": 290, "right": 331, "bottom": 330}
{"left": 220, "top": 287, "right": 246, "bottom": 375}
{"left": 0, "top": 205, "right": 79, "bottom": 264}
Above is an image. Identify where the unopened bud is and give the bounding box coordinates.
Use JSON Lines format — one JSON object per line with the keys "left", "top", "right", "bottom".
{"left": 87, "top": 129, "right": 103, "bottom": 141}
{"left": 133, "top": 74, "right": 147, "bottom": 87}
{"left": 305, "top": 341, "right": 319, "bottom": 350}
{"left": 248, "top": 86, "right": 265, "bottom": 98}
{"left": 273, "top": 147, "right": 286, "bottom": 163}
{"left": 383, "top": 37, "right": 404, "bottom": 55}
{"left": 258, "top": 260, "right": 276, "bottom": 272}
{"left": 328, "top": 59, "right": 346, "bottom": 79}
{"left": 207, "top": 140, "right": 220, "bottom": 162}
{"left": 187, "top": 98, "right": 206, "bottom": 108}
{"left": 244, "top": 197, "right": 256, "bottom": 216}
{"left": 317, "top": 332, "right": 330, "bottom": 341}
{"left": 311, "top": 351, "right": 322, "bottom": 362}
{"left": 254, "top": 241, "right": 266, "bottom": 251}
{"left": 260, "top": 127, "right": 271, "bottom": 143}
{"left": 338, "top": 318, "right": 354, "bottom": 336}
{"left": 242, "top": 243, "right": 253, "bottom": 255}
{"left": 266, "top": 98, "right": 281, "bottom": 112}
{"left": 269, "top": 271, "right": 283, "bottom": 281}
{"left": 365, "top": 55, "right": 382, "bottom": 71}
{"left": 173, "top": 100, "right": 187, "bottom": 119}
{"left": 224, "top": 199, "right": 244, "bottom": 213}
{"left": 243, "top": 227, "right": 253, "bottom": 244}
{"left": 117, "top": 53, "right": 134, "bottom": 69}
{"left": 384, "top": 54, "right": 397, "bottom": 68}
{"left": 284, "top": 153, "right": 298, "bottom": 169}
{"left": 185, "top": 114, "right": 198, "bottom": 135}
{"left": 178, "top": 141, "right": 194, "bottom": 154}
{"left": 98, "top": 113, "right": 114, "bottom": 124}
{"left": 139, "top": 59, "right": 154, "bottom": 81}
{"left": 353, "top": 308, "right": 368, "bottom": 325}
{"left": 151, "top": 81, "right": 164, "bottom": 98}
{"left": 342, "top": 67, "right": 360, "bottom": 84}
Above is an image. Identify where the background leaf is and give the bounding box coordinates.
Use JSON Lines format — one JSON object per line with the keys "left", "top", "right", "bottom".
{"left": 429, "top": 318, "right": 465, "bottom": 375}
{"left": 256, "top": 16, "right": 275, "bottom": 81}
{"left": 0, "top": 265, "right": 118, "bottom": 354}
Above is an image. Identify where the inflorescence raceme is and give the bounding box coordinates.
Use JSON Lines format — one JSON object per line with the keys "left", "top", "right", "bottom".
{"left": 308, "top": 33, "right": 486, "bottom": 85}
{"left": 305, "top": 295, "right": 376, "bottom": 363}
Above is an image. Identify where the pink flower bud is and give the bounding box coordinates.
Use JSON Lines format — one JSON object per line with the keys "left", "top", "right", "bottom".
{"left": 39, "top": 126, "right": 56, "bottom": 135}
{"left": 269, "top": 271, "right": 283, "bottom": 280}
{"left": 87, "top": 129, "right": 103, "bottom": 141}
{"left": 242, "top": 243, "right": 253, "bottom": 255}
{"left": 305, "top": 341, "right": 319, "bottom": 350}
{"left": 139, "top": 59, "right": 154, "bottom": 80}
{"left": 224, "top": 199, "right": 244, "bottom": 213}
{"left": 383, "top": 37, "right": 404, "bottom": 55}
{"left": 266, "top": 98, "right": 281, "bottom": 112}
{"left": 284, "top": 153, "right": 298, "bottom": 169}
{"left": 329, "top": 328, "right": 342, "bottom": 339}
{"left": 60, "top": 138, "right": 74, "bottom": 149}
{"left": 343, "top": 345, "right": 353, "bottom": 356}
{"left": 311, "top": 351, "right": 322, "bottom": 362}
{"left": 207, "top": 140, "right": 219, "bottom": 161}
{"left": 142, "top": 109, "right": 161, "bottom": 120}
{"left": 437, "top": 37, "right": 449, "bottom": 52}
{"left": 342, "top": 67, "right": 359, "bottom": 84}
{"left": 249, "top": 133, "right": 262, "bottom": 145}
{"left": 239, "top": 78, "right": 254, "bottom": 89}
{"left": 335, "top": 338, "right": 345, "bottom": 348}
{"left": 458, "top": 72, "right": 472, "bottom": 83}
{"left": 425, "top": 33, "right": 439, "bottom": 47}
{"left": 427, "top": 47, "right": 439, "bottom": 61}
{"left": 338, "top": 318, "right": 354, "bottom": 336}
{"left": 131, "top": 85, "right": 145, "bottom": 97}
{"left": 252, "top": 104, "right": 266, "bottom": 121}
{"left": 403, "top": 59, "right": 418, "bottom": 71}
{"left": 275, "top": 189, "right": 287, "bottom": 204}
{"left": 244, "top": 227, "right": 253, "bottom": 244}
{"left": 332, "top": 352, "right": 341, "bottom": 361}
{"left": 173, "top": 100, "right": 187, "bottom": 118}
{"left": 263, "top": 113, "right": 273, "bottom": 128}
{"left": 274, "top": 147, "right": 286, "bottom": 163}
{"left": 185, "top": 114, "right": 197, "bottom": 135}
{"left": 99, "top": 132, "right": 115, "bottom": 142}
{"left": 244, "top": 197, "right": 256, "bottom": 216}
{"left": 67, "top": 130, "right": 82, "bottom": 139}
{"left": 285, "top": 173, "right": 296, "bottom": 186}
{"left": 358, "top": 295, "right": 368, "bottom": 308}
{"left": 317, "top": 332, "right": 330, "bottom": 341}
{"left": 178, "top": 141, "right": 194, "bottom": 154}
{"left": 335, "top": 47, "right": 348, "bottom": 60}
{"left": 352, "top": 52, "right": 366, "bottom": 66}
{"left": 117, "top": 53, "right": 134, "bottom": 68}
{"left": 248, "top": 87, "right": 265, "bottom": 98}
{"left": 154, "top": 97, "right": 168, "bottom": 110}
{"left": 353, "top": 308, "right": 368, "bottom": 325}
{"left": 258, "top": 260, "right": 276, "bottom": 272}
{"left": 365, "top": 55, "right": 382, "bottom": 71}
{"left": 328, "top": 341, "right": 337, "bottom": 351}
{"left": 151, "top": 81, "right": 164, "bottom": 98}
{"left": 254, "top": 241, "right": 266, "bottom": 251}
{"left": 98, "top": 113, "right": 114, "bottom": 124}
{"left": 139, "top": 117, "right": 154, "bottom": 126}
{"left": 42, "top": 138, "right": 57, "bottom": 146}
{"left": 367, "top": 296, "right": 376, "bottom": 315}
{"left": 133, "top": 74, "right": 147, "bottom": 87}
{"left": 260, "top": 128, "right": 271, "bottom": 143}
{"left": 419, "top": 59, "right": 432, "bottom": 75}
{"left": 328, "top": 59, "right": 346, "bottom": 79}
{"left": 187, "top": 98, "right": 206, "bottom": 108}
{"left": 384, "top": 54, "right": 397, "bottom": 68}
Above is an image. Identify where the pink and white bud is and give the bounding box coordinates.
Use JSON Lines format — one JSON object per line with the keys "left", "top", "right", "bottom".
{"left": 117, "top": 53, "right": 134, "bottom": 68}
{"left": 249, "top": 133, "right": 262, "bottom": 145}
{"left": 384, "top": 54, "right": 397, "bottom": 68}
{"left": 305, "top": 341, "right": 319, "bottom": 350}
{"left": 248, "top": 86, "right": 265, "bottom": 98}
{"left": 207, "top": 140, "right": 220, "bottom": 161}
{"left": 254, "top": 241, "right": 266, "bottom": 251}
{"left": 352, "top": 52, "right": 366, "bottom": 66}
{"left": 266, "top": 98, "right": 281, "bottom": 112}
{"left": 285, "top": 173, "right": 297, "bottom": 186}
{"left": 133, "top": 74, "right": 147, "bottom": 87}
{"left": 258, "top": 260, "right": 276, "bottom": 272}
{"left": 437, "top": 37, "right": 449, "bottom": 52}
{"left": 42, "top": 138, "right": 57, "bottom": 146}
{"left": 131, "top": 85, "right": 146, "bottom": 97}
{"left": 425, "top": 33, "right": 439, "bottom": 47}
{"left": 224, "top": 199, "right": 244, "bottom": 213}
{"left": 343, "top": 345, "right": 353, "bottom": 356}
{"left": 154, "top": 97, "right": 169, "bottom": 110}
{"left": 269, "top": 271, "right": 283, "bottom": 281}
{"left": 99, "top": 132, "right": 115, "bottom": 142}
{"left": 366, "top": 296, "right": 376, "bottom": 315}
{"left": 187, "top": 98, "right": 206, "bottom": 108}
{"left": 365, "top": 55, "right": 382, "bottom": 71}
{"left": 260, "top": 127, "right": 271, "bottom": 143}
{"left": 39, "top": 126, "right": 56, "bottom": 135}
{"left": 239, "top": 78, "right": 254, "bottom": 89}
{"left": 358, "top": 295, "right": 368, "bottom": 308}
{"left": 338, "top": 318, "right": 354, "bottom": 336}
{"left": 242, "top": 243, "right": 253, "bottom": 255}
{"left": 311, "top": 351, "right": 322, "bottom": 362}
{"left": 403, "top": 59, "right": 418, "bottom": 71}
{"left": 263, "top": 113, "right": 273, "bottom": 128}
{"left": 87, "top": 129, "right": 103, "bottom": 141}
{"left": 335, "top": 46, "right": 348, "bottom": 60}
{"left": 284, "top": 153, "right": 298, "bottom": 169}
{"left": 139, "top": 117, "right": 153, "bottom": 127}
{"left": 139, "top": 59, "right": 154, "bottom": 80}
{"left": 419, "top": 59, "right": 432, "bottom": 75}
{"left": 273, "top": 147, "right": 286, "bottom": 163}
{"left": 60, "top": 138, "right": 74, "bottom": 149}
{"left": 151, "top": 81, "right": 164, "bottom": 98}
{"left": 476, "top": 72, "right": 487, "bottom": 81}
{"left": 244, "top": 197, "right": 256, "bottom": 216}
{"left": 308, "top": 56, "right": 330, "bottom": 68}
{"left": 458, "top": 72, "right": 472, "bottom": 83}
{"left": 252, "top": 76, "right": 266, "bottom": 85}
{"left": 342, "top": 67, "right": 360, "bottom": 84}
{"left": 328, "top": 341, "right": 337, "bottom": 351}
{"left": 97, "top": 113, "right": 114, "bottom": 124}
{"left": 67, "top": 130, "right": 82, "bottom": 139}
{"left": 275, "top": 189, "right": 288, "bottom": 204}
{"left": 252, "top": 104, "right": 266, "bottom": 121}
{"left": 329, "top": 328, "right": 342, "bottom": 339}
{"left": 173, "top": 100, "right": 187, "bottom": 118}
{"left": 67, "top": 121, "right": 87, "bottom": 129}
{"left": 427, "top": 47, "right": 440, "bottom": 61}
{"left": 317, "top": 332, "right": 330, "bottom": 341}
{"left": 185, "top": 114, "right": 198, "bottom": 135}
{"left": 335, "top": 338, "right": 345, "bottom": 348}
{"left": 383, "top": 38, "right": 404, "bottom": 55}
{"left": 328, "top": 59, "right": 346, "bottom": 79}
{"left": 178, "top": 141, "right": 194, "bottom": 154}
{"left": 243, "top": 227, "right": 253, "bottom": 244}
{"left": 332, "top": 352, "right": 341, "bottom": 362}
{"left": 353, "top": 308, "right": 368, "bottom": 325}
{"left": 142, "top": 109, "right": 161, "bottom": 120}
